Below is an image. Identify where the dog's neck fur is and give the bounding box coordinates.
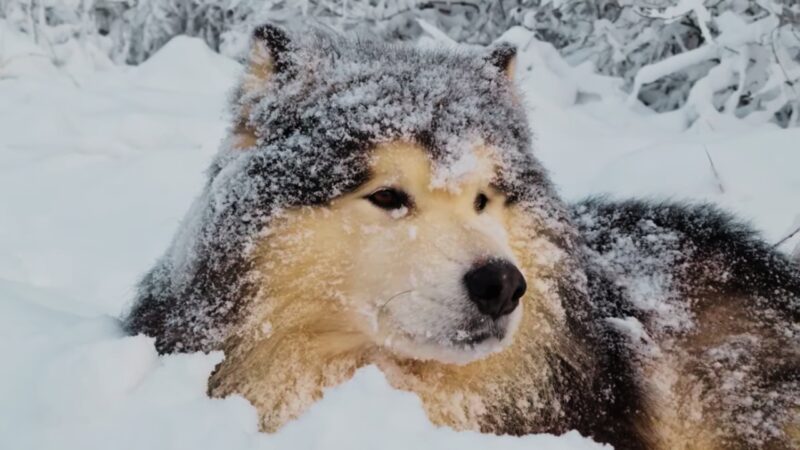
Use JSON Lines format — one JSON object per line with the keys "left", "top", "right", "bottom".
{"left": 209, "top": 294, "right": 370, "bottom": 431}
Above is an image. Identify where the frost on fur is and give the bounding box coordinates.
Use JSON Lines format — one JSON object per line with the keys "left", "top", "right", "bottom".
{"left": 574, "top": 199, "right": 800, "bottom": 447}
{"left": 125, "top": 24, "right": 561, "bottom": 353}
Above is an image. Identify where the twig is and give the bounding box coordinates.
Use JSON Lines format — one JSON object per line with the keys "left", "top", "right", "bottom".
{"left": 770, "top": 28, "right": 799, "bottom": 99}
{"left": 378, "top": 1, "right": 481, "bottom": 22}
{"left": 774, "top": 225, "right": 800, "bottom": 248}
{"left": 703, "top": 145, "right": 724, "bottom": 194}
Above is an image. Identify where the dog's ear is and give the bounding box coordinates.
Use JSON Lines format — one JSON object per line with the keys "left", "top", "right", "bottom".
{"left": 247, "top": 24, "right": 293, "bottom": 83}
{"left": 485, "top": 42, "right": 517, "bottom": 81}
{"left": 233, "top": 24, "right": 293, "bottom": 150}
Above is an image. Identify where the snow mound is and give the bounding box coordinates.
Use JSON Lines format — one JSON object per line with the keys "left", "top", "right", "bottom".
{"left": 275, "top": 366, "right": 606, "bottom": 450}
{"left": 131, "top": 36, "right": 241, "bottom": 92}
{"left": 0, "top": 281, "right": 604, "bottom": 450}
{"left": 0, "top": 19, "right": 61, "bottom": 79}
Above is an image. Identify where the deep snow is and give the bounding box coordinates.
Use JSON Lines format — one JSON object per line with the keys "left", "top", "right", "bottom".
{"left": 1, "top": 21, "right": 798, "bottom": 450}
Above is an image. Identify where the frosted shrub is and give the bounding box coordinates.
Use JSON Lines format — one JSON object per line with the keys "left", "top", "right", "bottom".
{"left": 0, "top": 0, "right": 115, "bottom": 69}
{"left": 1, "top": 0, "right": 797, "bottom": 127}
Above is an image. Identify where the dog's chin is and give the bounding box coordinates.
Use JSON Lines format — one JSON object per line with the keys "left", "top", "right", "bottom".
{"left": 382, "top": 307, "right": 522, "bottom": 365}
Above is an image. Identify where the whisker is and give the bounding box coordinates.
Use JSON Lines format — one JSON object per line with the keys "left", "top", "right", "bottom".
{"left": 429, "top": 240, "right": 461, "bottom": 264}
{"left": 378, "top": 289, "right": 414, "bottom": 315}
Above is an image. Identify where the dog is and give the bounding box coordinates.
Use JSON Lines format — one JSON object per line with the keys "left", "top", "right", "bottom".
{"left": 126, "top": 24, "right": 799, "bottom": 450}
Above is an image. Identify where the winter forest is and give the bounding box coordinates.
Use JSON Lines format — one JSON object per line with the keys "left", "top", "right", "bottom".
{"left": 4, "top": 0, "right": 800, "bottom": 127}
{"left": 1, "top": 1, "right": 799, "bottom": 449}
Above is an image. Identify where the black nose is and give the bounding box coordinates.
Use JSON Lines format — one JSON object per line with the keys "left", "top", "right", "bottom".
{"left": 463, "top": 260, "right": 526, "bottom": 320}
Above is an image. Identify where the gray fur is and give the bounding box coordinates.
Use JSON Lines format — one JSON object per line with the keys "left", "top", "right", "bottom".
{"left": 126, "top": 25, "right": 571, "bottom": 352}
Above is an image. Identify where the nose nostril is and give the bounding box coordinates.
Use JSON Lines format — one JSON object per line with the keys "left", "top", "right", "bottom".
{"left": 512, "top": 279, "right": 527, "bottom": 302}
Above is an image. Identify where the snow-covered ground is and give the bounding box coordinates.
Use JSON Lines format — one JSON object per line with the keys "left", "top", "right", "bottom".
{"left": 1, "top": 21, "right": 798, "bottom": 450}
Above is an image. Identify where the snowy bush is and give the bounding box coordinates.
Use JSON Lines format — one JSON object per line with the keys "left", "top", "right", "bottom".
{"left": 621, "top": 0, "right": 800, "bottom": 129}
{"left": 514, "top": 0, "right": 799, "bottom": 128}
{"left": 0, "top": 0, "right": 115, "bottom": 71}
{"left": 0, "top": 0, "right": 798, "bottom": 127}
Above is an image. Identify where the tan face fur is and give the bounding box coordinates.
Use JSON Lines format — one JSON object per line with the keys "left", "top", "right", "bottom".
{"left": 210, "top": 141, "right": 570, "bottom": 432}
{"left": 255, "top": 142, "right": 523, "bottom": 364}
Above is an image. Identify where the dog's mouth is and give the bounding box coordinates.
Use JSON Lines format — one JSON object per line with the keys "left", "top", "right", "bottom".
{"left": 375, "top": 305, "right": 522, "bottom": 365}
{"left": 451, "top": 317, "right": 508, "bottom": 345}
{"left": 452, "top": 329, "right": 500, "bottom": 346}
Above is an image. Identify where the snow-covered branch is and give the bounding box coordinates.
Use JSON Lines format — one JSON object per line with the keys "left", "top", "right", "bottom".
{"left": 2, "top": 0, "right": 798, "bottom": 127}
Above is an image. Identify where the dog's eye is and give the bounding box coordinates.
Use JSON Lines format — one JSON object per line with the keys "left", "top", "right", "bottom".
{"left": 366, "top": 188, "right": 410, "bottom": 210}
{"left": 474, "top": 193, "right": 489, "bottom": 213}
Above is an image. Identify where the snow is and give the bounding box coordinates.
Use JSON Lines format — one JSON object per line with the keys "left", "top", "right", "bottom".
{"left": 0, "top": 298, "right": 600, "bottom": 450}
{"left": 132, "top": 36, "right": 242, "bottom": 93}
{"left": 498, "top": 27, "right": 800, "bottom": 251}
{"left": 1, "top": 20, "right": 798, "bottom": 450}
{"left": 0, "top": 283, "right": 604, "bottom": 450}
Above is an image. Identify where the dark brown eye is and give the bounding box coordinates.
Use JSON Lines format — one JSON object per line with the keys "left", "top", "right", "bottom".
{"left": 366, "top": 188, "right": 410, "bottom": 210}
{"left": 474, "top": 193, "right": 489, "bottom": 213}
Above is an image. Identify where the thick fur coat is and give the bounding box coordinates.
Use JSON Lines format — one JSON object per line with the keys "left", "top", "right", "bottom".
{"left": 126, "top": 25, "right": 799, "bottom": 450}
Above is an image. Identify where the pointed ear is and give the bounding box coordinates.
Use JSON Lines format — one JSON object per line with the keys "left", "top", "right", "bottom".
{"left": 232, "top": 24, "right": 293, "bottom": 150}
{"left": 486, "top": 42, "right": 517, "bottom": 81}
{"left": 247, "top": 24, "right": 293, "bottom": 85}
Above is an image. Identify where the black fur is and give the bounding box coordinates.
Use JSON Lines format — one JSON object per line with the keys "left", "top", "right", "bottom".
{"left": 253, "top": 24, "right": 292, "bottom": 74}
{"left": 572, "top": 198, "right": 800, "bottom": 449}
{"left": 485, "top": 42, "right": 516, "bottom": 74}
{"left": 574, "top": 198, "right": 800, "bottom": 322}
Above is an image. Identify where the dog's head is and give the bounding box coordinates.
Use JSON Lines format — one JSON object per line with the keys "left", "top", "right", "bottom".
{"left": 222, "top": 25, "right": 568, "bottom": 364}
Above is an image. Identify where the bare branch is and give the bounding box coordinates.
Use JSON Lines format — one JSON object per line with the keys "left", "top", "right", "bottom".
{"left": 703, "top": 145, "right": 725, "bottom": 194}
{"left": 774, "top": 225, "right": 800, "bottom": 249}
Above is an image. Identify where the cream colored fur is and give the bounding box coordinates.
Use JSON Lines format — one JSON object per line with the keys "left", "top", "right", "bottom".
{"left": 208, "top": 142, "right": 573, "bottom": 432}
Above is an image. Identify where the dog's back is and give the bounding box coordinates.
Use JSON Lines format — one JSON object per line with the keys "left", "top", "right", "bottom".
{"left": 574, "top": 199, "right": 800, "bottom": 449}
